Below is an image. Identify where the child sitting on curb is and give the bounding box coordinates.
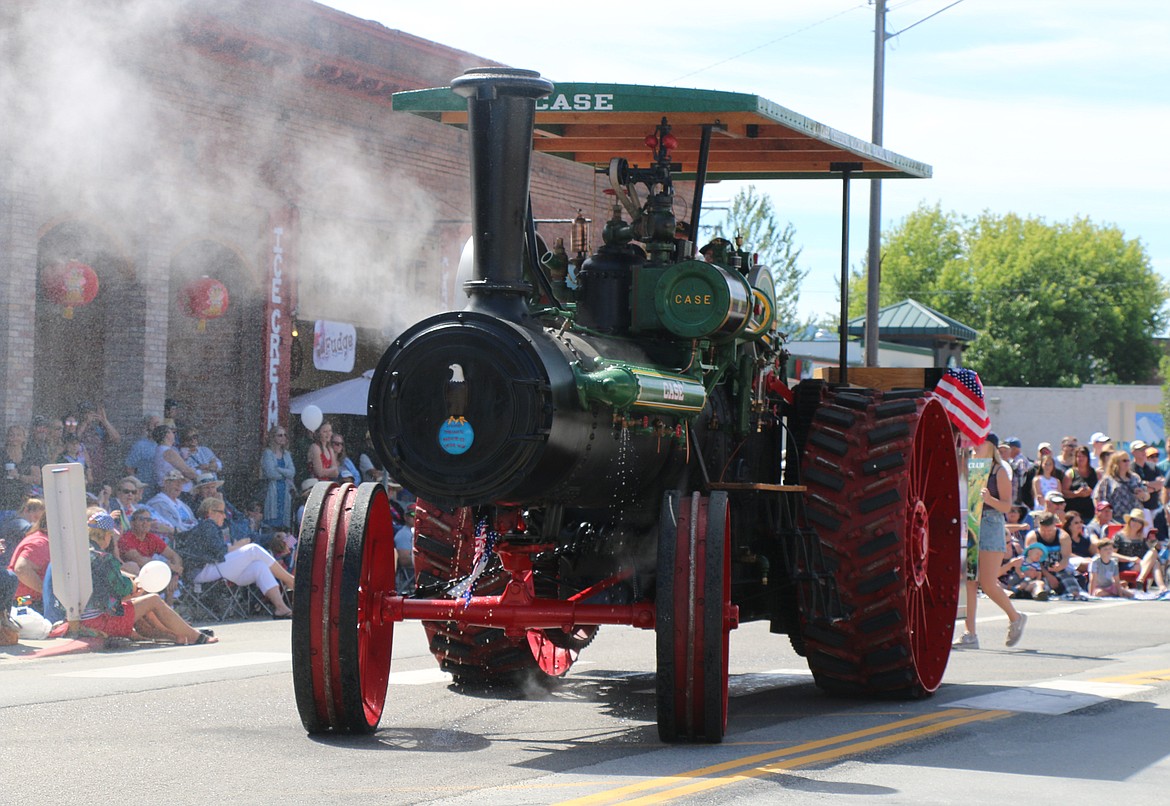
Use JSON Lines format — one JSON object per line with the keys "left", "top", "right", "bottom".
{"left": 1089, "top": 539, "right": 1134, "bottom": 598}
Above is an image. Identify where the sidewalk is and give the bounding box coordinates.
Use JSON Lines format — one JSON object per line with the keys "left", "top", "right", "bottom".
{"left": 3, "top": 589, "right": 279, "bottom": 661}
{"left": 2, "top": 622, "right": 229, "bottom": 660}
{"left": 1, "top": 634, "right": 114, "bottom": 659}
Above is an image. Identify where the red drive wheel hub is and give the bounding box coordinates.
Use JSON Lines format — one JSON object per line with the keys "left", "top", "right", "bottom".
{"left": 903, "top": 398, "right": 962, "bottom": 688}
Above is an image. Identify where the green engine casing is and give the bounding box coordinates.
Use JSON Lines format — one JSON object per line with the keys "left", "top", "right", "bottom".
{"left": 631, "top": 259, "right": 768, "bottom": 342}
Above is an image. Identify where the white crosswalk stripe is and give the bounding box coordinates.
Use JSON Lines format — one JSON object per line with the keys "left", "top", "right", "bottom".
{"left": 56, "top": 651, "right": 290, "bottom": 678}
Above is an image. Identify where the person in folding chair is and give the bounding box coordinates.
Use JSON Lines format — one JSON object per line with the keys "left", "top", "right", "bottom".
{"left": 176, "top": 497, "right": 294, "bottom": 618}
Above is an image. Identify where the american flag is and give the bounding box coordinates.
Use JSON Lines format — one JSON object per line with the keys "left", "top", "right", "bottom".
{"left": 932, "top": 367, "right": 990, "bottom": 446}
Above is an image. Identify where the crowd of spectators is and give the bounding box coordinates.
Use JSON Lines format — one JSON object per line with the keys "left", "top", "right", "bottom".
{"left": 0, "top": 400, "right": 369, "bottom": 645}
{"left": 989, "top": 431, "right": 1170, "bottom": 602}
{"left": 2, "top": 398, "right": 416, "bottom": 645}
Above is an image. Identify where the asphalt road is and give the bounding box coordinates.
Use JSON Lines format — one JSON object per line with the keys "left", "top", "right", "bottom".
{"left": 4, "top": 597, "right": 1170, "bottom": 805}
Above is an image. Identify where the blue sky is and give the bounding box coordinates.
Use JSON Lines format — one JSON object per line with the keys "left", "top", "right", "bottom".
{"left": 321, "top": 0, "right": 1170, "bottom": 320}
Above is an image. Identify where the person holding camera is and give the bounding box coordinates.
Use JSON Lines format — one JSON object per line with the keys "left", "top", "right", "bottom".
{"left": 1, "top": 426, "right": 35, "bottom": 519}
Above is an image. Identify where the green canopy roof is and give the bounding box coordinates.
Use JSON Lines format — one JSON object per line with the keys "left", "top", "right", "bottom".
{"left": 392, "top": 82, "right": 931, "bottom": 181}
{"left": 847, "top": 299, "right": 977, "bottom": 342}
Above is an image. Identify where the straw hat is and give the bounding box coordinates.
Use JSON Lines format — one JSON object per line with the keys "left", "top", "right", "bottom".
{"left": 1124, "top": 508, "right": 1146, "bottom": 526}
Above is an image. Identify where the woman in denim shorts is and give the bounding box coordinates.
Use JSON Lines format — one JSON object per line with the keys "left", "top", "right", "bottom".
{"left": 955, "top": 433, "right": 1029, "bottom": 650}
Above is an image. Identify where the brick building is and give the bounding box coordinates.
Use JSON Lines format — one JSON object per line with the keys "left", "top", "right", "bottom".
{"left": 0, "top": 0, "right": 601, "bottom": 500}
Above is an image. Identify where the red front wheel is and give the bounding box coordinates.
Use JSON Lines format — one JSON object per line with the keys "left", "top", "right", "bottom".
{"left": 656, "top": 491, "right": 732, "bottom": 743}
{"left": 292, "top": 482, "right": 397, "bottom": 734}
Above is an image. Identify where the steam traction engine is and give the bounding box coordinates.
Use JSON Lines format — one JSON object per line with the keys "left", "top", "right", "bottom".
{"left": 292, "top": 68, "right": 960, "bottom": 742}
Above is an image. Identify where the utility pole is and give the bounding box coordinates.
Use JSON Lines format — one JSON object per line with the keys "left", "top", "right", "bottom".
{"left": 864, "top": 0, "right": 887, "bottom": 366}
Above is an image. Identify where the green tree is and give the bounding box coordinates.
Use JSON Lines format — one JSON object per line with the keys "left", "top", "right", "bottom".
{"left": 712, "top": 185, "right": 809, "bottom": 328}
{"left": 847, "top": 203, "right": 968, "bottom": 319}
{"left": 852, "top": 204, "right": 1167, "bottom": 386}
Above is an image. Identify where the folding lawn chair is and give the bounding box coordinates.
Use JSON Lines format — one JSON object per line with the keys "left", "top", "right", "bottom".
{"left": 175, "top": 571, "right": 250, "bottom": 623}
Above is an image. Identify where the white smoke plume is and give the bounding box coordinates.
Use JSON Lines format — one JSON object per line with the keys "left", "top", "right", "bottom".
{"left": 1, "top": 0, "right": 453, "bottom": 339}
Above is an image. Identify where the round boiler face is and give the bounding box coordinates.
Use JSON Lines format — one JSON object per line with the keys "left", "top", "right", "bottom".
{"left": 369, "top": 314, "right": 553, "bottom": 507}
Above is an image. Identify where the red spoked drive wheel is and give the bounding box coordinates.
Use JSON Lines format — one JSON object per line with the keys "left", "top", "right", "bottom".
{"left": 527, "top": 625, "right": 598, "bottom": 677}
{"left": 799, "top": 388, "right": 960, "bottom": 696}
{"left": 412, "top": 502, "right": 537, "bottom": 683}
{"left": 292, "top": 481, "right": 397, "bottom": 734}
{"left": 656, "top": 491, "right": 732, "bottom": 743}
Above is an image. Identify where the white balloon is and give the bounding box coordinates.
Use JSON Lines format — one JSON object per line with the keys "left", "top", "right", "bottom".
{"left": 137, "top": 560, "right": 172, "bottom": 594}
{"left": 301, "top": 404, "right": 323, "bottom": 432}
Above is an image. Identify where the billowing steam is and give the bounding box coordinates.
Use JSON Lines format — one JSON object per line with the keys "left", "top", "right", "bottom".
{"left": 1, "top": 0, "right": 451, "bottom": 339}
{"left": 0, "top": 2, "right": 177, "bottom": 222}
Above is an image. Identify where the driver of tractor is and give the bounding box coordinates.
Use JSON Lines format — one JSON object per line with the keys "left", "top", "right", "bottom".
{"left": 698, "top": 237, "right": 730, "bottom": 264}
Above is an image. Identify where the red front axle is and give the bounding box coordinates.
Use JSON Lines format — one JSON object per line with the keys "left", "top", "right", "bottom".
{"left": 379, "top": 537, "right": 656, "bottom": 637}
{"left": 382, "top": 589, "right": 655, "bottom": 638}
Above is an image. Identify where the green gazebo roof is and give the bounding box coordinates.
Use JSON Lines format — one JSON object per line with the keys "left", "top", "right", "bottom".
{"left": 846, "top": 299, "right": 977, "bottom": 342}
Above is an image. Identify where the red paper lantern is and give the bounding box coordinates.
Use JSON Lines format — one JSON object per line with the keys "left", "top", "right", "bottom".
{"left": 180, "top": 276, "right": 230, "bottom": 331}
{"left": 42, "top": 260, "right": 99, "bottom": 319}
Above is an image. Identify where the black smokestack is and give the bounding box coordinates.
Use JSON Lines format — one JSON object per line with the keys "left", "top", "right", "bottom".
{"left": 450, "top": 68, "right": 553, "bottom": 321}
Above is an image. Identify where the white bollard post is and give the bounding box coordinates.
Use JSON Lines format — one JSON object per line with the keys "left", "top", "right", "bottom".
{"left": 43, "top": 463, "right": 92, "bottom": 634}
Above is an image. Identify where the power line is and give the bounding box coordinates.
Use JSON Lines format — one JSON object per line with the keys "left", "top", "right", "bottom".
{"left": 887, "top": 0, "right": 966, "bottom": 39}
{"left": 667, "top": 0, "right": 963, "bottom": 85}
{"left": 886, "top": 0, "right": 934, "bottom": 14}
{"left": 670, "top": 4, "right": 869, "bottom": 84}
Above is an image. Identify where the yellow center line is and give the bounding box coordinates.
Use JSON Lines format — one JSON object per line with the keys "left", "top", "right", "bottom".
{"left": 553, "top": 708, "right": 993, "bottom": 806}
{"left": 621, "top": 710, "right": 1011, "bottom": 805}
{"left": 557, "top": 665, "right": 1170, "bottom": 806}
{"left": 1091, "top": 667, "right": 1170, "bottom": 685}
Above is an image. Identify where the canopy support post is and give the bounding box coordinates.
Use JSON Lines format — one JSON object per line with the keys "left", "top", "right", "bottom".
{"left": 831, "top": 162, "right": 862, "bottom": 386}
{"left": 688, "top": 124, "right": 715, "bottom": 254}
